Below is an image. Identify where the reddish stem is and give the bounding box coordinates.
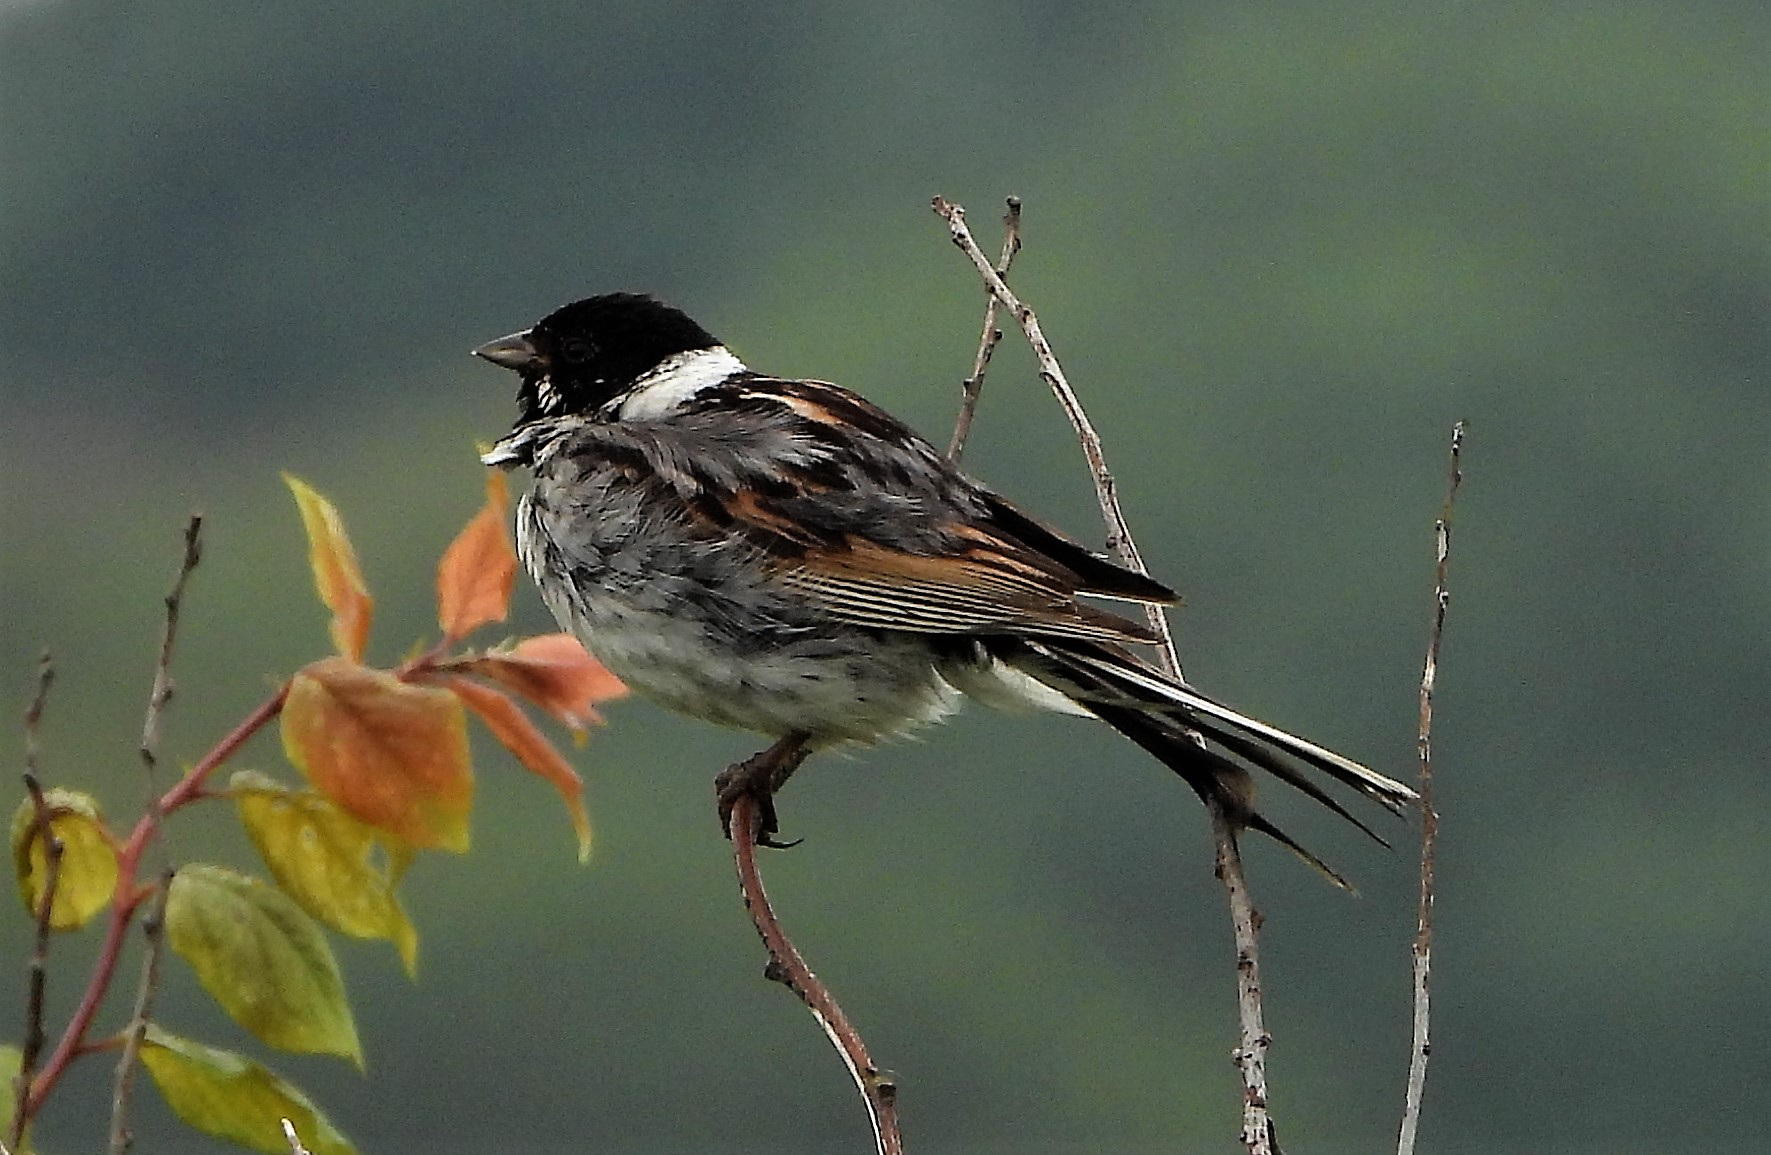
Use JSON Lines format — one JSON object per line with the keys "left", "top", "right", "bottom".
{"left": 730, "top": 794, "right": 902, "bottom": 1155}
{"left": 23, "top": 686, "right": 288, "bottom": 1117}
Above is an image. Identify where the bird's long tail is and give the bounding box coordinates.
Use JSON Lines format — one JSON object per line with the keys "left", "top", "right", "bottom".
{"left": 1005, "top": 637, "right": 1418, "bottom": 888}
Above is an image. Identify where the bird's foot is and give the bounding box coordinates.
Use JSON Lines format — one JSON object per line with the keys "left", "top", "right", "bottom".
{"left": 716, "top": 734, "right": 811, "bottom": 848}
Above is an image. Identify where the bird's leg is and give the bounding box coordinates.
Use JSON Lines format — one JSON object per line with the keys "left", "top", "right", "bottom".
{"left": 716, "top": 733, "right": 812, "bottom": 848}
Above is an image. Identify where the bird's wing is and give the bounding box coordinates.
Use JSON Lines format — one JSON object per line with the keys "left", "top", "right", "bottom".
{"left": 774, "top": 537, "right": 1162, "bottom": 643}
{"left": 546, "top": 376, "right": 1175, "bottom": 644}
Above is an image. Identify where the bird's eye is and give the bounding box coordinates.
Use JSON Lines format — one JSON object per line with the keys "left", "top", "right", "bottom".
{"left": 560, "top": 337, "right": 595, "bottom": 364}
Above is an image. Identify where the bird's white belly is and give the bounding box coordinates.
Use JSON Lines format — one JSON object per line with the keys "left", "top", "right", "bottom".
{"left": 533, "top": 570, "right": 966, "bottom": 745}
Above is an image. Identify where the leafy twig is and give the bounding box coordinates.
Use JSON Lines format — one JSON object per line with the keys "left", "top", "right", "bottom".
{"left": 23, "top": 561, "right": 517, "bottom": 1123}
{"left": 1397, "top": 421, "right": 1462, "bottom": 1155}
{"left": 22, "top": 686, "right": 287, "bottom": 1119}
{"left": 947, "top": 196, "right": 1022, "bottom": 462}
{"left": 933, "top": 195, "right": 1282, "bottom": 1153}
{"left": 108, "top": 869, "right": 174, "bottom": 1155}
{"left": 729, "top": 791, "right": 902, "bottom": 1155}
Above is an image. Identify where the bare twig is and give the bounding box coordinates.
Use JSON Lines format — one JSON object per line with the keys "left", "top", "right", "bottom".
{"left": 139, "top": 515, "right": 203, "bottom": 801}
{"left": 22, "top": 652, "right": 53, "bottom": 778}
{"left": 729, "top": 791, "right": 902, "bottom": 1155}
{"left": 1213, "top": 801, "right": 1277, "bottom": 1155}
{"left": 947, "top": 196, "right": 1022, "bottom": 462}
{"left": 282, "top": 1118, "right": 314, "bottom": 1155}
{"left": 103, "top": 519, "right": 200, "bottom": 1151}
{"left": 108, "top": 869, "right": 174, "bottom": 1155}
{"left": 931, "top": 196, "right": 1182, "bottom": 680}
{"left": 12, "top": 777, "right": 62, "bottom": 1155}
{"left": 933, "top": 196, "right": 1285, "bottom": 1153}
{"left": 12, "top": 655, "right": 59, "bottom": 1155}
{"left": 1397, "top": 421, "right": 1463, "bottom": 1155}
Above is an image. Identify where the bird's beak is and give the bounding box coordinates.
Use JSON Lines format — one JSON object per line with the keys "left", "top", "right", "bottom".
{"left": 473, "top": 329, "right": 545, "bottom": 372}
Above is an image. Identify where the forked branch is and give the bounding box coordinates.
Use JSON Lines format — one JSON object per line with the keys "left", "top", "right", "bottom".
{"left": 110, "top": 515, "right": 204, "bottom": 1153}
{"left": 947, "top": 196, "right": 1022, "bottom": 462}
{"left": 932, "top": 195, "right": 1278, "bottom": 1154}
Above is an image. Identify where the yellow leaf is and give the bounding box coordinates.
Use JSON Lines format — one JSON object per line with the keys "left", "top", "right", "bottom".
{"left": 140, "top": 1028, "right": 358, "bottom": 1155}
{"left": 282, "top": 657, "right": 474, "bottom": 853}
{"left": 165, "top": 865, "right": 362, "bottom": 1065}
{"left": 0, "top": 1043, "right": 30, "bottom": 1153}
{"left": 231, "top": 771, "right": 419, "bottom": 977}
{"left": 437, "top": 469, "right": 517, "bottom": 642}
{"left": 283, "top": 475, "right": 374, "bottom": 661}
{"left": 466, "top": 634, "right": 627, "bottom": 733}
{"left": 10, "top": 788, "right": 118, "bottom": 930}
{"left": 445, "top": 678, "right": 592, "bottom": 863}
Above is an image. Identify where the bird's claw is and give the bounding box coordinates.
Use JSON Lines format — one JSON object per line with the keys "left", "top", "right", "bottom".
{"left": 715, "top": 742, "right": 803, "bottom": 848}
{"left": 715, "top": 735, "right": 812, "bottom": 848}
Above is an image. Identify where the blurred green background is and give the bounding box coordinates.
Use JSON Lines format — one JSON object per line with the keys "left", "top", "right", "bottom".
{"left": 3, "top": 1, "right": 1767, "bottom": 1152}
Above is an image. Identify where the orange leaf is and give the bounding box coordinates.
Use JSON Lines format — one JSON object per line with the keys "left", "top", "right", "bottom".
{"left": 283, "top": 476, "right": 374, "bottom": 661}
{"left": 437, "top": 471, "right": 517, "bottom": 643}
{"left": 466, "top": 635, "right": 626, "bottom": 733}
{"left": 446, "top": 678, "right": 592, "bottom": 863}
{"left": 281, "top": 657, "right": 473, "bottom": 852}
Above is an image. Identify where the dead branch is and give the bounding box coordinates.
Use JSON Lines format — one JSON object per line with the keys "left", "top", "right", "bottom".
{"left": 108, "top": 869, "right": 174, "bottom": 1155}
{"left": 933, "top": 195, "right": 1284, "bottom": 1154}
{"left": 11, "top": 655, "right": 59, "bottom": 1155}
{"left": 947, "top": 196, "right": 1022, "bottom": 462}
{"left": 1397, "top": 420, "right": 1463, "bottom": 1155}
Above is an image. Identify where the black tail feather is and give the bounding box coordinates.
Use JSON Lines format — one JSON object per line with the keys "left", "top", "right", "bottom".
{"left": 1206, "top": 726, "right": 1393, "bottom": 849}
{"left": 999, "top": 636, "right": 1414, "bottom": 886}
{"left": 1090, "top": 702, "right": 1357, "bottom": 889}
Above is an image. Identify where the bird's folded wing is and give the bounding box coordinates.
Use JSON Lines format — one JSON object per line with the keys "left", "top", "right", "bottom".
{"left": 542, "top": 396, "right": 1174, "bottom": 645}
{"left": 774, "top": 539, "right": 1160, "bottom": 644}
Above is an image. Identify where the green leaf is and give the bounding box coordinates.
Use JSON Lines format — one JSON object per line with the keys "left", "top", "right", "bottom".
{"left": 232, "top": 771, "right": 419, "bottom": 977}
{"left": 164, "top": 865, "right": 362, "bottom": 1065}
{"left": 140, "top": 1028, "right": 357, "bottom": 1155}
{"left": 10, "top": 787, "right": 118, "bottom": 930}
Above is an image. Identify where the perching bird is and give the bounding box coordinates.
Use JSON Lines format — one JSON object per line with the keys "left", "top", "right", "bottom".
{"left": 475, "top": 293, "right": 1414, "bottom": 881}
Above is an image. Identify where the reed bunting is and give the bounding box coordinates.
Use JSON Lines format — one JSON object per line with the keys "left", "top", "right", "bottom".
{"left": 476, "top": 293, "right": 1414, "bottom": 878}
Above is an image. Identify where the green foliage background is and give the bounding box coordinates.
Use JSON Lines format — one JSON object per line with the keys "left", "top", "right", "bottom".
{"left": 3, "top": 2, "right": 1767, "bottom": 1152}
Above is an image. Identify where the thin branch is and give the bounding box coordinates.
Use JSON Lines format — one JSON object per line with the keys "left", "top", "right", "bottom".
{"left": 931, "top": 196, "right": 1182, "bottom": 680}
{"left": 729, "top": 792, "right": 902, "bottom": 1155}
{"left": 138, "top": 515, "right": 203, "bottom": 806}
{"left": 282, "top": 1118, "right": 314, "bottom": 1155}
{"left": 947, "top": 196, "right": 1022, "bottom": 462}
{"left": 11, "top": 655, "right": 58, "bottom": 1155}
{"left": 22, "top": 651, "right": 53, "bottom": 778}
{"left": 97, "top": 518, "right": 199, "bottom": 1152}
{"left": 1397, "top": 420, "right": 1463, "bottom": 1155}
{"left": 1213, "top": 802, "right": 1278, "bottom": 1155}
{"left": 933, "top": 196, "right": 1282, "bottom": 1153}
{"left": 11, "top": 772, "right": 62, "bottom": 1155}
{"left": 108, "top": 869, "right": 174, "bottom": 1155}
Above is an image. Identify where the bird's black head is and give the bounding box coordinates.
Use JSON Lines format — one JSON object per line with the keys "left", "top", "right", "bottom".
{"left": 474, "top": 293, "right": 721, "bottom": 421}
